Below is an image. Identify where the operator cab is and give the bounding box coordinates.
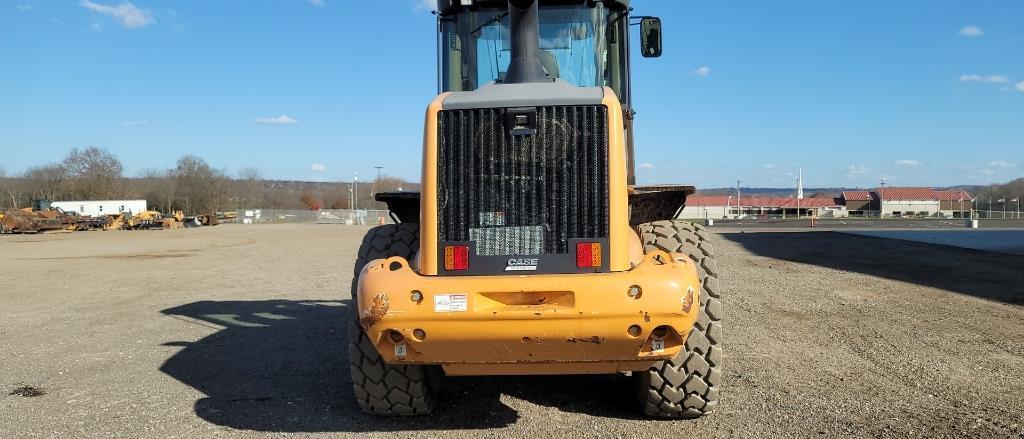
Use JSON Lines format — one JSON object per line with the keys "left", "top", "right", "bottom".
{"left": 437, "top": 0, "right": 662, "bottom": 111}
{"left": 436, "top": 0, "right": 662, "bottom": 185}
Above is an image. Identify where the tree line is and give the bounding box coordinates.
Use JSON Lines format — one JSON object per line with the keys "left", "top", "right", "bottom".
{"left": 973, "top": 177, "right": 1024, "bottom": 215}
{"left": 0, "top": 147, "right": 416, "bottom": 214}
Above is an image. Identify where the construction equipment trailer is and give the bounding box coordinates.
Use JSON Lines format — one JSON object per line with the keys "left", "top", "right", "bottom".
{"left": 350, "top": 0, "right": 721, "bottom": 418}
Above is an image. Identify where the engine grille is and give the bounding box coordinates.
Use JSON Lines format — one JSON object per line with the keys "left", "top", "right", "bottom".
{"left": 438, "top": 105, "right": 609, "bottom": 256}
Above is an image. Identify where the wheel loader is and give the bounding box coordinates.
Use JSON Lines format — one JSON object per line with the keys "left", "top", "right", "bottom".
{"left": 350, "top": 0, "right": 721, "bottom": 418}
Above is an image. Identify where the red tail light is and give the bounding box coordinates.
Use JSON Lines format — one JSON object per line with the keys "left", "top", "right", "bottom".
{"left": 444, "top": 245, "right": 469, "bottom": 271}
{"left": 576, "top": 242, "right": 602, "bottom": 268}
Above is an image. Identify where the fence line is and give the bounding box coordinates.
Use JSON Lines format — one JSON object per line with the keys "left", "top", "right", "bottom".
{"left": 237, "top": 209, "right": 393, "bottom": 225}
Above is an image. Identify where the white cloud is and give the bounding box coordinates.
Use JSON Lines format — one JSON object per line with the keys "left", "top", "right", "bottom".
{"left": 255, "top": 115, "right": 298, "bottom": 125}
{"left": 311, "top": 163, "right": 326, "bottom": 172}
{"left": 309, "top": 0, "right": 325, "bottom": 6}
{"left": 1017, "top": 81, "right": 1024, "bottom": 92}
{"left": 638, "top": 162, "right": 655, "bottom": 169}
{"left": 121, "top": 120, "right": 148, "bottom": 127}
{"left": 894, "top": 159, "right": 922, "bottom": 166}
{"left": 763, "top": 163, "right": 777, "bottom": 169}
{"left": 414, "top": 0, "right": 435, "bottom": 12}
{"left": 690, "top": 66, "right": 711, "bottom": 77}
{"left": 845, "top": 164, "right": 871, "bottom": 176}
{"left": 959, "top": 74, "right": 1009, "bottom": 83}
{"left": 79, "top": 1, "right": 154, "bottom": 28}
{"left": 17, "top": 3, "right": 32, "bottom": 11}
{"left": 958, "top": 25, "right": 984, "bottom": 37}
{"left": 987, "top": 161, "right": 1016, "bottom": 168}
{"left": 90, "top": 21, "right": 103, "bottom": 32}
{"left": 980, "top": 168, "right": 996, "bottom": 175}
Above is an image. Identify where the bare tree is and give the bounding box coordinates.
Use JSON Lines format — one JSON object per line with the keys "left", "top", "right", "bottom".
{"left": 22, "top": 163, "right": 68, "bottom": 203}
{"left": 136, "top": 168, "right": 177, "bottom": 213}
{"left": 234, "top": 167, "right": 265, "bottom": 209}
{"left": 299, "top": 190, "right": 322, "bottom": 210}
{"left": 173, "top": 155, "right": 228, "bottom": 214}
{"left": 62, "top": 146, "right": 123, "bottom": 200}
{"left": 0, "top": 167, "right": 14, "bottom": 210}
{"left": 5, "top": 147, "right": 425, "bottom": 212}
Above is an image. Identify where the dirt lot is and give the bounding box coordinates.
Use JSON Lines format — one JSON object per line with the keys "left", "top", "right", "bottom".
{"left": 2, "top": 224, "right": 1022, "bottom": 438}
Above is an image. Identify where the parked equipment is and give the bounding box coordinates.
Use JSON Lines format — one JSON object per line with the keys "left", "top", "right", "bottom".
{"left": 350, "top": 0, "right": 721, "bottom": 419}
{"left": 0, "top": 208, "right": 67, "bottom": 233}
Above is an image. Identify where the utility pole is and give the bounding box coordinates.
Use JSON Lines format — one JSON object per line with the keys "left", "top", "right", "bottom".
{"left": 959, "top": 191, "right": 963, "bottom": 219}
{"left": 879, "top": 180, "right": 886, "bottom": 219}
{"left": 373, "top": 166, "right": 383, "bottom": 196}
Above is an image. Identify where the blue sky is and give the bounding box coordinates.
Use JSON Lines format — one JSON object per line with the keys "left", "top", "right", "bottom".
{"left": 4, "top": 0, "right": 1023, "bottom": 189}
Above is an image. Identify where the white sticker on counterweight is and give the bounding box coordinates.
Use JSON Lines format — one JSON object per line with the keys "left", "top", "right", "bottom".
{"left": 434, "top": 294, "right": 468, "bottom": 312}
{"left": 651, "top": 338, "right": 665, "bottom": 353}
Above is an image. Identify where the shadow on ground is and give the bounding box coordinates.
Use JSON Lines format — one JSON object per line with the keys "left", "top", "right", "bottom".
{"left": 159, "top": 299, "right": 643, "bottom": 433}
{"left": 719, "top": 232, "right": 1024, "bottom": 306}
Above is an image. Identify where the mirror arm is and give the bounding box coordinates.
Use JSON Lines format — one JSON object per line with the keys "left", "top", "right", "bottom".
{"left": 629, "top": 15, "right": 657, "bottom": 26}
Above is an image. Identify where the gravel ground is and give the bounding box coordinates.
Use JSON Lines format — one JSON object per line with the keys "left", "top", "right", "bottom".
{"left": 1, "top": 224, "right": 1022, "bottom": 438}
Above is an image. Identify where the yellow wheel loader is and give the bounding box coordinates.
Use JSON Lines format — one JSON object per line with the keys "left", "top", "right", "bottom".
{"left": 351, "top": 0, "right": 721, "bottom": 418}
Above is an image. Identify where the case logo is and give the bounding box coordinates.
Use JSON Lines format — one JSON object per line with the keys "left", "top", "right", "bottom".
{"left": 505, "top": 258, "right": 539, "bottom": 271}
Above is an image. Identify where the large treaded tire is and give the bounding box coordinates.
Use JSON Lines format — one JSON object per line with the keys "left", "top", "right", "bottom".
{"left": 348, "top": 223, "right": 437, "bottom": 416}
{"left": 636, "top": 220, "right": 722, "bottom": 418}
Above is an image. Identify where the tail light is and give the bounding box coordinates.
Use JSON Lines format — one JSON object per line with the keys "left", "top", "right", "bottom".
{"left": 575, "top": 242, "right": 602, "bottom": 268}
{"left": 444, "top": 245, "right": 469, "bottom": 271}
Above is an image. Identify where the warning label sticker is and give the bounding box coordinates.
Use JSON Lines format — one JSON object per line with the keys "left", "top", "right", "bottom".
{"left": 651, "top": 337, "right": 665, "bottom": 353}
{"left": 434, "top": 294, "right": 468, "bottom": 312}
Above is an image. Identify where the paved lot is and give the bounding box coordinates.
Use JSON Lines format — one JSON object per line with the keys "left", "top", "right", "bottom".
{"left": 2, "top": 224, "right": 1022, "bottom": 437}
{"left": 843, "top": 229, "right": 1024, "bottom": 255}
{"left": 710, "top": 218, "right": 1024, "bottom": 230}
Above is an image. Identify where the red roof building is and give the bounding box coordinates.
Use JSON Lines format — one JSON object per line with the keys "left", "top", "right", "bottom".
{"left": 680, "top": 188, "right": 974, "bottom": 219}
{"left": 934, "top": 190, "right": 974, "bottom": 202}
{"left": 841, "top": 191, "right": 872, "bottom": 201}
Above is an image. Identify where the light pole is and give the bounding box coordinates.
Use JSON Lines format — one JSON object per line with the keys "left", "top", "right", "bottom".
{"left": 796, "top": 168, "right": 803, "bottom": 219}
{"left": 736, "top": 180, "right": 741, "bottom": 219}
{"left": 352, "top": 173, "right": 359, "bottom": 211}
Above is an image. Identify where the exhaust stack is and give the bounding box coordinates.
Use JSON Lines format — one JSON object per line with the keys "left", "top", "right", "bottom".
{"left": 503, "top": 0, "right": 551, "bottom": 84}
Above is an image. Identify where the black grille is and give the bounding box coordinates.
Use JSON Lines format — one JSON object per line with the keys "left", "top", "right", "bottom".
{"left": 438, "top": 105, "right": 609, "bottom": 256}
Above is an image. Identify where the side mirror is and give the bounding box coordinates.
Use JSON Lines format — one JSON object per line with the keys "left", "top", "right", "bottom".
{"left": 640, "top": 17, "right": 662, "bottom": 58}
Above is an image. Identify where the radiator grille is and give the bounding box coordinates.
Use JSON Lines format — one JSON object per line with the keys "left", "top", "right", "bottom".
{"left": 438, "top": 105, "right": 609, "bottom": 256}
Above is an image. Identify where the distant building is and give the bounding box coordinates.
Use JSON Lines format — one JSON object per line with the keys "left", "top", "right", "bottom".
{"left": 679, "top": 195, "right": 843, "bottom": 219}
{"left": 935, "top": 190, "right": 974, "bottom": 218}
{"left": 680, "top": 188, "right": 973, "bottom": 219}
{"left": 840, "top": 191, "right": 873, "bottom": 217}
{"left": 51, "top": 200, "right": 147, "bottom": 217}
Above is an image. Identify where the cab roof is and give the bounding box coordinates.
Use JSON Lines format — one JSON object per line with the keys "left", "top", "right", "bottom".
{"left": 436, "top": 0, "right": 629, "bottom": 15}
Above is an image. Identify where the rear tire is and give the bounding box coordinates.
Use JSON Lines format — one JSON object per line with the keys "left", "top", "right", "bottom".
{"left": 348, "top": 223, "right": 437, "bottom": 416}
{"left": 635, "top": 220, "right": 722, "bottom": 418}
